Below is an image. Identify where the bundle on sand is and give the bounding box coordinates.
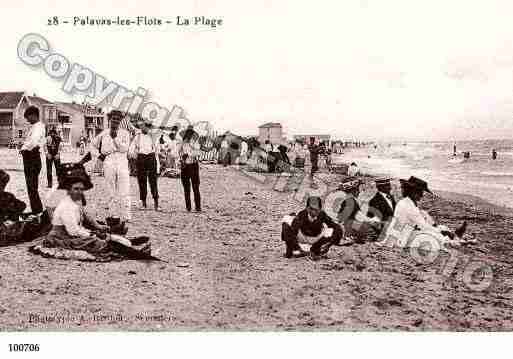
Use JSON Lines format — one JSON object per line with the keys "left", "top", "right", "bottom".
{"left": 0, "top": 213, "right": 51, "bottom": 247}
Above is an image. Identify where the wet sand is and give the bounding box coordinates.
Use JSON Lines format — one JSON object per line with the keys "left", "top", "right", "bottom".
{"left": 1, "top": 150, "right": 513, "bottom": 330}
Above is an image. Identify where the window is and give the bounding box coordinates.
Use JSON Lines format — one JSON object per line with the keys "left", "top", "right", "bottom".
{"left": 18, "top": 130, "right": 23, "bottom": 138}
{"left": 0, "top": 113, "right": 12, "bottom": 126}
{"left": 62, "top": 128, "right": 71, "bottom": 143}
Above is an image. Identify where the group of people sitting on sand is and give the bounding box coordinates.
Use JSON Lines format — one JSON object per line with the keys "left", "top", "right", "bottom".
{"left": 281, "top": 175, "right": 472, "bottom": 259}
{"left": 0, "top": 160, "right": 157, "bottom": 261}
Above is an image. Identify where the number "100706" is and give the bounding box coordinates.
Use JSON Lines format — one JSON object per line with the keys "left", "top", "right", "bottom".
{"left": 9, "top": 344, "right": 40, "bottom": 352}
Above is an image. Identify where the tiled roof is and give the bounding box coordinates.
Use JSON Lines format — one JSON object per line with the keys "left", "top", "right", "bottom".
{"left": 27, "top": 95, "right": 53, "bottom": 106}
{"left": 0, "top": 92, "right": 24, "bottom": 109}
{"left": 258, "top": 122, "right": 282, "bottom": 128}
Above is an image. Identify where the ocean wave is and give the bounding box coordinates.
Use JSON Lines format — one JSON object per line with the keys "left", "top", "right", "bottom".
{"left": 481, "top": 171, "right": 513, "bottom": 177}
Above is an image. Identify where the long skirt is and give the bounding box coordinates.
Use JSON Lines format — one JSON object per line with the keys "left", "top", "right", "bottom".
{"left": 42, "top": 225, "right": 109, "bottom": 255}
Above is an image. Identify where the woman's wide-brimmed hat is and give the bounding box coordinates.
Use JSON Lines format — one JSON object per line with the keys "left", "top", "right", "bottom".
{"left": 107, "top": 110, "right": 124, "bottom": 122}
{"left": 58, "top": 166, "right": 93, "bottom": 191}
{"left": 339, "top": 178, "right": 363, "bottom": 192}
{"left": 179, "top": 125, "right": 199, "bottom": 141}
{"left": 399, "top": 176, "right": 432, "bottom": 194}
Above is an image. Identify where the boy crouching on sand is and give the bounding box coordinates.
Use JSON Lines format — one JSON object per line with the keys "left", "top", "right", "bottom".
{"left": 281, "top": 196, "right": 343, "bottom": 259}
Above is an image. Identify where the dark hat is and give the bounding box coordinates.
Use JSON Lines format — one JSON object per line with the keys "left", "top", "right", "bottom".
{"left": 58, "top": 166, "right": 93, "bottom": 191}
{"left": 399, "top": 176, "right": 432, "bottom": 194}
{"left": 24, "top": 105, "right": 39, "bottom": 119}
{"left": 0, "top": 169, "right": 9, "bottom": 188}
{"left": 306, "top": 196, "right": 322, "bottom": 210}
{"left": 107, "top": 110, "right": 124, "bottom": 121}
{"left": 179, "top": 125, "right": 199, "bottom": 141}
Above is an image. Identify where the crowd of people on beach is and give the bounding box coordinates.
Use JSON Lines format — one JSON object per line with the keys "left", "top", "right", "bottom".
{"left": 0, "top": 105, "right": 475, "bottom": 262}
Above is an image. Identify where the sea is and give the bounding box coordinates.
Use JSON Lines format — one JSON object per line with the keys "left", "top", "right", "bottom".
{"left": 333, "top": 139, "right": 513, "bottom": 209}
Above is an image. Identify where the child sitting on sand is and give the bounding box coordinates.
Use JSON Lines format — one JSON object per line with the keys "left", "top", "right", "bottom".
{"left": 281, "top": 196, "right": 343, "bottom": 259}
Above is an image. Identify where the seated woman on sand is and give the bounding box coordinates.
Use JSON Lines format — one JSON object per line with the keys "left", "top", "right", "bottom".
{"left": 34, "top": 166, "right": 152, "bottom": 260}
{"left": 380, "top": 176, "right": 470, "bottom": 250}
{"left": 0, "top": 169, "right": 27, "bottom": 223}
{"left": 337, "top": 178, "right": 382, "bottom": 243}
{"left": 0, "top": 169, "right": 50, "bottom": 244}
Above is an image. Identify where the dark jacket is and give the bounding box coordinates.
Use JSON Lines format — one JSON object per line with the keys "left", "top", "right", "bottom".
{"left": 367, "top": 192, "right": 396, "bottom": 222}
{"left": 338, "top": 196, "right": 361, "bottom": 225}
{"left": 289, "top": 209, "right": 339, "bottom": 238}
{"left": 0, "top": 191, "right": 27, "bottom": 222}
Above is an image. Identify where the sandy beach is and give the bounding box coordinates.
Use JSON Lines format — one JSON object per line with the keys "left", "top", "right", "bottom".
{"left": 1, "top": 150, "right": 513, "bottom": 331}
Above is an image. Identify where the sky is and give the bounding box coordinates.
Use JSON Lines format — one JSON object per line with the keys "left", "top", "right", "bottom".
{"left": 2, "top": 0, "right": 513, "bottom": 141}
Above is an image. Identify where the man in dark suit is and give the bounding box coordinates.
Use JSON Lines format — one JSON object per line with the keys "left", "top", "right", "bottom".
{"left": 367, "top": 177, "right": 396, "bottom": 223}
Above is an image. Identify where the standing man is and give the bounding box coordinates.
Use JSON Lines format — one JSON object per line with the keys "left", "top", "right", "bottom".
{"left": 221, "top": 136, "right": 229, "bottom": 166}
{"left": 308, "top": 137, "right": 319, "bottom": 184}
{"left": 20, "top": 106, "right": 45, "bottom": 214}
{"left": 133, "top": 119, "right": 160, "bottom": 210}
{"left": 367, "top": 177, "right": 396, "bottom": 223}
{"left": 179, "top": 125, "right": 202, "bottom": 212}
{"left": 91, "top": 110, "right": 131, "bottom": 224}
{"left": 44, "top": 127, "right": 62, "bottom": 188}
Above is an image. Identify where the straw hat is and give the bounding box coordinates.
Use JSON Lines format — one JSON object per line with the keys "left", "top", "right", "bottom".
{"left": 339, "top": 178, "right": 363, "bottom": 192}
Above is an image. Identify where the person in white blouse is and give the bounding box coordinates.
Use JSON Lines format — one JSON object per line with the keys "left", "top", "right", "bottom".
{"left": 38, "top": 167, "right": 153, "bottom": 260}
{"left": 20, "top": 106, "right": 46, "bottom": 214}
{"left": 133, "top": 119, "right": 160, "bottom": 210}
{"left": 382, "top": 176, "right": 468, "bottom": 250}
{"left": 90, "top": 110, "right": 131, "bottom": 224}
{"left": 239, "top": 140, "right": 248, "bottom": 164}
{"left": 166, "top": 130, "right": 179, "bottom": 170}
{"left": 220, "top": 137, "right": 230, "bottom": 166}
{"left": 178, "top": 125, "right": 202, "bottom": 212}
{"left": 41, "top": 167, "right": 112, "bottom": 256}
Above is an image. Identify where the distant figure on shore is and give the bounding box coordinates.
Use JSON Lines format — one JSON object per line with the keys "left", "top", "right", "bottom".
{"left": 220, "top": 137, "right": 229, "bottom": 167}
{"left": 368, "top": 177, "right": 396, "bottom": 223}
{"left": 308, "top": 137, "right": 319, "bottom": 182}
{"left": 453, "top": 143, "right": 457, "bottom": 157}
{"left": 44, "top": 127, "right": 63, "bottom": 188}
{"left": 348, "top": 162, "right": 359, "bottom": 176}
{"left": 239, "top": 140, "right": 248, "bottom": 164}
{"left": 492, "top": 149, "right": 497, "bottom": 160}
{"left": 281, "top": 196, "right": 343, "bottom": 259}
{"left": 278, "top": 143, "right": 290, "bottom": 166}
{"left": 20, "top": 106, "right": 45, "bottom": 215}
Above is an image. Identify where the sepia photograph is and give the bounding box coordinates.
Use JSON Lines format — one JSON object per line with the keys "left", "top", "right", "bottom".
{"left": 0, "top": 0, "right": 512, "bottom": 357}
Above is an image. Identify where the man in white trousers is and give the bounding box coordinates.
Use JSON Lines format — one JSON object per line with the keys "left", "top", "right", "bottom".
{"left": 91, "top": 110, "right": 131, "bottom": 225}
